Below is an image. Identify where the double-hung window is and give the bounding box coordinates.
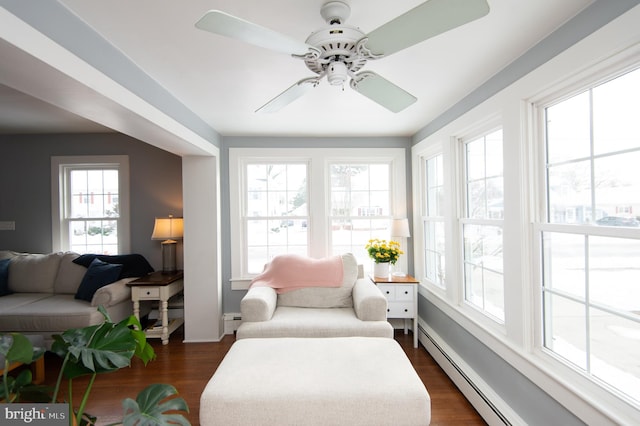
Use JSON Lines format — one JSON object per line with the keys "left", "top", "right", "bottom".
{"left": 539, "top": 66, "right": 640, "bottom": 404}
{"left": 423, "top": 153, "right": 446, "bottom": 288}
{"left": 244, "top": 162, "right": 309, "bottom": 274}
{"left": 52, "top": 156, "right": 130, "bottom": 255}
{"left": 329, "top": 162, "right": 392, "bottom": 260}
{"left": 229, "top": 148, "right": 405, "bottom": 282}
{"left": 461, "top": 129, "right": 504, "bottom": 322}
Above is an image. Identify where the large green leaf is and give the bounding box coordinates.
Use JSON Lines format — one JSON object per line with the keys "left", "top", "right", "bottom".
{"left": 120, "top": 384, "right": 190, "bottom": 426}
{"left": 1, "top": 333, "right": 35, "bottom": 365}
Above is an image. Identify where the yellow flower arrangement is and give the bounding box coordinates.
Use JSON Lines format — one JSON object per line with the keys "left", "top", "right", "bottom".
{"left": 365, "top": 238, "right": 404, "bottom": 264}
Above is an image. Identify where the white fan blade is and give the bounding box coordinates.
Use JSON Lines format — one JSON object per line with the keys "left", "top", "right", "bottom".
{"left": 195, "top": 10, "right": 313, "bottom": 56}
{"left": 256, "top": 77, "right": 319, "bottom": 113}
{"left": 351, "top": 71, "right": 416, "bottom": 113}
{"left": 364, "top": 0, "right": 489, "bottom": 57}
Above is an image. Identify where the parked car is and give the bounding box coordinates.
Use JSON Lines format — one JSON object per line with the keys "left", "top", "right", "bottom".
{"left": 595, "top": 216, "right": 640, "bottom": 227}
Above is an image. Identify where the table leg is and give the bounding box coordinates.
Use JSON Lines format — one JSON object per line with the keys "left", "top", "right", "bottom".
{"left": 161, "top": 299, "right": 169, "bottom": 345}
{"left": 133, "top": 300, "right": 140, "bottom": 322}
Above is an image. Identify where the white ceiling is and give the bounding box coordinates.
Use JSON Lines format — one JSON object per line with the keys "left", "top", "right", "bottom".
{"left": 0, "top": 0, "right": 594, "bottom": 138}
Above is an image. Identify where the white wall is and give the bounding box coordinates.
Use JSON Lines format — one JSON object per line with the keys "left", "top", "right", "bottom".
{"left": 182, "top": 155, "right": 223, "bottom": 342}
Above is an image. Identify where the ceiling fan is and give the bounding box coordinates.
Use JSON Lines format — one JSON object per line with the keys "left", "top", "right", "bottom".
{"left": 195, "top": 0, "right": 489, "bottom": 113}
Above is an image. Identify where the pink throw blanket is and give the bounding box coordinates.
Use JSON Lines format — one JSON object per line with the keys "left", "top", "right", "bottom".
{"left": 250, "top": 254, "right": 344, "bottom": 294}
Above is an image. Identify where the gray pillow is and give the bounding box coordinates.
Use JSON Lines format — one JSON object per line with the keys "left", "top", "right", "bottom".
{"left": 277, "top": 253, "right": 358, "bottom": 308}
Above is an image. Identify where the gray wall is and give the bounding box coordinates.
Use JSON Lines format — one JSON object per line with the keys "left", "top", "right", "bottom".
{"left": 0, "top": 132, "right": 182, "bottom": 271}
{"left": 419, "top": 297, "right": 586, "bottom": 425}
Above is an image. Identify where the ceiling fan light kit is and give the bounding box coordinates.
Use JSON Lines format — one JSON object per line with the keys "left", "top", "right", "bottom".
{"left": 195, "top": 0, "right": 490, "bottom": 113}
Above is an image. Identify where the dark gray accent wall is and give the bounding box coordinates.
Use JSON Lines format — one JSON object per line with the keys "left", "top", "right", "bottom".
{"left": 0, "top": 133, "right": 182, "bottom": 270}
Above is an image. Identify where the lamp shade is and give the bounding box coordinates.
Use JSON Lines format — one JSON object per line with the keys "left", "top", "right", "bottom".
{"left": 151, "top": 216, "right": 184, "bottom": 241}
{"left": 391, "top": 218, "right": 411, "bottom": 238}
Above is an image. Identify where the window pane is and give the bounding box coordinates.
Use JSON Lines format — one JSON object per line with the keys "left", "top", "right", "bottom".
{"left": 463, "top": 224, "right": 504, "bottom": 321}
{"left": 547, "top": 160, "right": 591, "bottom": 224}
{"left": 246, "top": 163, "right": 308, "bottom": 218}
{"left": 546, "top": 91, "right": 591, "bottom": 164}
{"left": 70, "top": 170, "right": 88, "bottom": 218}
{"left": 466, "top": 138, "right": 485, "bottom": 181}
{"left": 485, "top": 130, "right": 503, "bottom": 178}
{"left": 465, "top": 131, "right": 504, "bottom": 220}
{"left": 589, "top": 308, "right": 640, "bottom": 402}
{"left": 424, "top": 220, "right": 445, "bottom": 287}
{"left": 589, "top": 236, "right": 640, "bottom": 312}
{"left": 594, "top": 152, "right": 640, "bottom": 226}
{"left": 542, "top": 232, "right": 585, "bottom": 299}
{"left": 543, "top": 292, "right": 588, "bottom": 370}
{"left": 593, "top": 68, "right": 640, "bottom": 156}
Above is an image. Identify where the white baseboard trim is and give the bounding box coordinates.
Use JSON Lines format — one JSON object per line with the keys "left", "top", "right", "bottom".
{"left": 418, "top": 320, "right": 526, "bottom": 426}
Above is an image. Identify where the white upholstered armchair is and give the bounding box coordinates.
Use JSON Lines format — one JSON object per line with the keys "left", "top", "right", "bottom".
{"left": 236, "top": 253, "right": 393, "bottom": 339}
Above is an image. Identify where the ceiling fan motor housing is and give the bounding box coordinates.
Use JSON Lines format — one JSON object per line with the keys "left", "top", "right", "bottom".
{"left": 304, "top": 25, "right": 368, "bottom": 76}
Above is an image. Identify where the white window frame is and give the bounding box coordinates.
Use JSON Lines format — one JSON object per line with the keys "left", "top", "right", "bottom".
{"left": 531, "top": 62, "right": 640, "bottom": 411}
{"left": 458, "top": 126, "right": 505, "bottom": 326}
{"left": 229, "top": 147, "right": 406, "bottom": 288}
{"left": 419, "top": 145, "right": 446, "bottom": 291}
{"left": 51, "top": 155, "right": 130, "bottom": 254}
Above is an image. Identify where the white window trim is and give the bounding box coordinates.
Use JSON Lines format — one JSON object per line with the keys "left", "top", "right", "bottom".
{"left": 456, "top": 123, "right": 507, "bottom": 333}
{"left": 410, "top": 21, "right": 640, "bottom": 425}
{"left": 51, "top": 155, "right": 130, "bottom": 254}
{"left": 416, "top": 143, "right": 446, "bottom": 293}
{"left": 528, "top": 59, "right": 640, "bottom": 416}
{"left": 229, "top": 147, "right": 406, "bottom": 286}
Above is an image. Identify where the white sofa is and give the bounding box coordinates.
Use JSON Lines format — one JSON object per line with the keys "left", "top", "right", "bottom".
{"left": 0, "top": 250, "right": 151, "bottom": 346}
{"left": 236, "top": 253, "right": 393, "bottom": 339}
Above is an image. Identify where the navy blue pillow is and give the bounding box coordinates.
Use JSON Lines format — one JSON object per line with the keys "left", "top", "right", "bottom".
{"left": 75, "top": 258, "right": 123, "bottom": 302}
{"left": 73, "top": 254, "right": 153, "bottom": 278}
{"left": 0, "top": 258, "right": 11, "bottom": 297}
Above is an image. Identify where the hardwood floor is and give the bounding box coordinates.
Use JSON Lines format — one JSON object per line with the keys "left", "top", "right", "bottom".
{"left": 42, "top": 329, "right": 485, "bottom": 425}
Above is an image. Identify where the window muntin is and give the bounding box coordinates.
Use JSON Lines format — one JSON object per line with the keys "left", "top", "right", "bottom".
{"left": 329, "top": 162, "right": 392, "bottom": 265}
{"left": 244, "top": 162, "right": 308, "bottom": 274}
{"left": 423, "top": 154, "right": 445, "bottom": 287}
{"left": 541, "top": 67, "right": 640, "bottom": 404}
{"left": 462, "top": 129, "right": 504, "bottom": 322}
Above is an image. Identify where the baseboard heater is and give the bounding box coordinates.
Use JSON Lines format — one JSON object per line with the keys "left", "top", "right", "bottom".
{"left": 418, "top": 323, "right": 518, "bottom": 426}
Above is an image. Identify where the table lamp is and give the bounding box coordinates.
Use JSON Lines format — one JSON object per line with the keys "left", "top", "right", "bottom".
{"left": 151, "top": 215, "right": 183, "bottom": 273}
{"left": 391, "top": 218, "right": 411, "bottom": 276}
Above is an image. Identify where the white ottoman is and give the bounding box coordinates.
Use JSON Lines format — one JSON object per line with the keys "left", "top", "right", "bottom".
{"left": 200, "top": 337, "right": 431, "bottom": 426}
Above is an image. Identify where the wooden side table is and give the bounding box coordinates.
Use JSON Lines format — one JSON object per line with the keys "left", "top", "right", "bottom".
{"left": 128, "top": 270, "right": 184, "bottom": 345}
{"left": 370, "top": 274, "right": 419, "bottom": 348}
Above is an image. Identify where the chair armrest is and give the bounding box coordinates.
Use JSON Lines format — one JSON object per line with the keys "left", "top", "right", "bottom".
{"left": 352, "top": 278, "right": 388, "bottom": 321}
{"left": 91, "top": 278, "right": 134, "bottom": 307}
{"left": 241, "top": 286, "right": 277, "bottom": 322}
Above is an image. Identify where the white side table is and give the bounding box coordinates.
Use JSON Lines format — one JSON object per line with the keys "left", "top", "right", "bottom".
{"left": 370, "top": 274, "right": 419, "bottom": 348}
{"left": 128, "top": 270, "right": 184, "bottom": 345}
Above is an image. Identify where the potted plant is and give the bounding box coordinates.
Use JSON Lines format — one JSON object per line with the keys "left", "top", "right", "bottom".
{"left": 1, "top": 306, "right": 190, "bottom": 425}
{"left": 365, "top": 238, "right": 404, "bottom": 277}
